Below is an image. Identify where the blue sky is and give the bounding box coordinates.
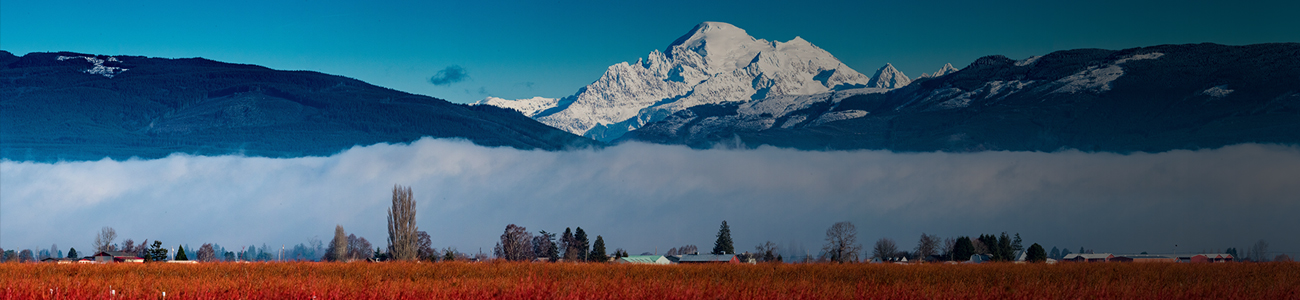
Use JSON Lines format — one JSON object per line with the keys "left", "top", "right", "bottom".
{"left": 3, "top": 0, "right": 1297, "bottom": 103}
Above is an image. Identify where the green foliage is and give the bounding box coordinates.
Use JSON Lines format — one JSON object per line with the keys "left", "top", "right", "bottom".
{"left": 997, "top": 232, "right": 1013, "bottom": 261}
{"left": 590, "top": 236, "right": 609, "bottom": 263}
{"left": 712, "top": 220, "right": 734, "bottom": 255}
{"left": 67, "top": 248, "right": 79, "bottom": 259}
{"left": 175, "top": 244, "right": 189, "bottom": 261}
{"left": 147, "top": 241, "right": 168, "bottom": 262}
{"left": 953, "top": 237, "right": 974, "bottom": 261}
{"left": 574, "top": 227, "right": 589, "bottom": 262}
{"left": 1027, "top": 243, "right": 1047, "bottom": 262}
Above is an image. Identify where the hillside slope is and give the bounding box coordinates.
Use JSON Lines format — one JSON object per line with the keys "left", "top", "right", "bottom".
{"left": 623, "top": 43, "right": 1300, "bottom": 152}
{"left": 0, "top": 51, "right": 597, "bottom": 161}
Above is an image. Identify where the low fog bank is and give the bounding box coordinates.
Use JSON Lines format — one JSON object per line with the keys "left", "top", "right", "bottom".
{"left": 2, "top": 139, "right": 1297, "bottom": 258}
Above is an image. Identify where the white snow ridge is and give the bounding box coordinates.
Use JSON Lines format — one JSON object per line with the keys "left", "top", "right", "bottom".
{"left": 474, "top": 97, "right": 558, "bottom": 117}
{"left": 1053, "top": 52, "right": 1163, "bottom": 94}
{"left": 57, "top": 55, "right": 128, "bottom": 78}
{"left": 475, "top": 22, "right": 881, "bottom": 142}
{"left": 918, "top": 63, "right": 958, "bottom": 79}
{"left": 1200, "top": 85, "right": 1234, "bottom": 98}
{"left": 867, "top": 63, "right": 911, "bottom": 88}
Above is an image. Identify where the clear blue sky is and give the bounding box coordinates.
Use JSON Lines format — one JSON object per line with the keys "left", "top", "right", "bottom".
{"left": 3, "top": 0, "right": 1297, "bottom": 103}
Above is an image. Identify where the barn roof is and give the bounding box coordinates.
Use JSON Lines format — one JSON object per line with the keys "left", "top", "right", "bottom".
{"left": 678, "top": 254, "right": 735, "bottom": 262}
{"left": 618, "top": 255, "right": 669, "bottom": 264}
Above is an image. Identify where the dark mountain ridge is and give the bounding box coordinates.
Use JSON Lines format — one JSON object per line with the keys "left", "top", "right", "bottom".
{"left": 623, "top": 43, "right": 1300, "bottom": 152}
{"left": 1, "top": 51, "right": 597, "bottom": 161}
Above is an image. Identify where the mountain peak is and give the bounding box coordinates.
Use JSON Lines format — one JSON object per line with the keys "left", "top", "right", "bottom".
{"left": 668, "top": 22, "right": 752, "bottom": 49}
{"left": 867, "top": 63, "right": 911, "bottom": 88}
{"left": 665, "top": 22, "right": 763, "bottom": 62}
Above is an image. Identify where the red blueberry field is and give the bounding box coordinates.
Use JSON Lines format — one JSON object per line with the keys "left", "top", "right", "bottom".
{"left": 2, "top": 262, "right": 1298, "bottom": 299}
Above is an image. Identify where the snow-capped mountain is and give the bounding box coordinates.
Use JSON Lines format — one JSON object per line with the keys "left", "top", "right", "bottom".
{"left": 866, "top": 63, "right": 910, "bottom": 88}
{"left": 624, "top": 43, "right": 1300, "bottom": 152}
{"left": 917, "top": 63, "right": 958, "bottom": 79}
{"left": 476, "top": 22, "right": 885, "bottom": 142}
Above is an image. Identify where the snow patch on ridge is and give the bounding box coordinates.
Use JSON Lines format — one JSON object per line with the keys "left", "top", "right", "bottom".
{"left": 1053, "top": 52, "right": 1163, "bottom": 94}
{"left": 1015, "top": 56, "right": 1042, "bottom": 67}
{"left": 1201, "top": 85, "right": 1234, "bottom": 97}
{"left": 809, "top": 110, "right": 868, "bottom": 127}
{"left": 473, "top": 96, "right": 558, "bottom": 117}
{"left": 57, "top": 55, "right": 128, "bottom": 78}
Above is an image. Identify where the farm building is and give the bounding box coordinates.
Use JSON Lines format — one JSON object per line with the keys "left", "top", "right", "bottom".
{"left": 40, "top": 257, "right": 76, "bottom": 264}
{"left": 1110, "top": 255, "right": 1176, "bottom": 263}
{"left": 677, "top": 254, "right": 739, "bottom": 264}
{"left": 1176, "top": 253, "right": 1234, "bottom": 263}
{"left": 93, "top": 251, "right": 144, "bottom": 263}
{"left": 617, "top": 255, "right": 672, "bottom": 264}
{"left": 1062, "top": 253, "right": 1114, "bottom": 262}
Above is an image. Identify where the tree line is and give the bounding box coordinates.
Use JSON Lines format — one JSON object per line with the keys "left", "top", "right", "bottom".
{"left": 4, "top": 185, "right": 1290, "bottom": 264}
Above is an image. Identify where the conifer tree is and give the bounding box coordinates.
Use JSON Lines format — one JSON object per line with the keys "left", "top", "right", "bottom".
{"left": 1026, "top": 243, "right": 1047, "bottom": 262}
{"left": 147, "top": 241, "right": 168, "bottom": 262}
{"left": 67, "top": 248, "right": 79, "bottom": 259}
{"left": 590, "top": 235, "right": 609, "bottom": 262}
{"left": 175, "top": 245, "right": 189, "bottom": 261}
{"left": 712, "top": 220, "right": 734, "bottom": 255}
{"left": 953, "top": 236, "right": 975, "bottom": 261}
{"left": 574, "top": 227, "right": 589, "bottom": 262}
{"left": 560, "top": 228, "right": 577, "bottom": 261}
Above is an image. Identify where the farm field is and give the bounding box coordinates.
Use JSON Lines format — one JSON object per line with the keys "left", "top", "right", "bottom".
{"left": 2, "top": 262, "right": 1297, "bottom": 299}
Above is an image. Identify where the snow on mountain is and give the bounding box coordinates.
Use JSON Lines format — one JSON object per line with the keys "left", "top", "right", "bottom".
{"left": 633, "top": 87, "right": 889, "bottom": 140}
{"left": 866, "top": 63, "right": 910, "bottom": 88}
{"left": 474, "top": 96, "right": 558, "bottom": 117}
{"left": 477, "top": 21, "right": 875, "bottom": 142}
{"left": 1052, "top": 52, "right": 1164, "bottom": 94}
{"left": 918, "top": 63, "right": 959, "bottom": 78}
{"left": 57, "top": 55, "right": 128, "bottom": 78}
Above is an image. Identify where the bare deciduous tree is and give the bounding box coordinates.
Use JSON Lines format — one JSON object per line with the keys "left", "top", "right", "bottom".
{"left": 120, "top": 239, "right": 136, "bottom": 255}
{"left": 532, "top": 230, "right": 557, "bottom": 262}
{"left": 417, "top": 231, "right": 436, "bottom": 261}
{"left": 822, "top": 221, "right": 862, "bottom": 263}
{"left": 941, "top": 237, "right": 956, "bottom": 258}
{"left": 346, "top": 234, "right": 373, "bottom": 261}
{"left": 915, "top": 233, "right": 939, "bottom": 262}
{"left": 387, "top": 185, "right": 419, "bottom": 261}
{"left": 971, "top": 238, "right": 989, "bottom": 255}
{"left": 872, "top": 238, "right": 898, "bottom": 260}
{"left": 196, "top": 244, "right": 217, "bottom": 262}
{"left": 494, "top": 224, "right": 534, "bottom": 261}
{"left": 1248, "top": 240, "right": 1270, "bottom": 262}
{"left": 755, "top": 241, "right": 780, "bottom": 262}
{"left": 94, "top": 227, "right": 117, "bottom": 252}
{"left": 326, "top": 225, "right": 348, "bottom": 262}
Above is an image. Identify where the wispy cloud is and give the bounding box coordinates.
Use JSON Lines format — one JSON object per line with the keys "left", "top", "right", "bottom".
{"left": 2, "top": 140, "right": 1296, "bottom": 257}
{"left": 428, "top": 65, "right": 469, "bottom": 86}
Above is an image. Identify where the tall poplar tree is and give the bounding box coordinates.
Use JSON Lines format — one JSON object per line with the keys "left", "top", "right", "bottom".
{"left": 328, "top": 225, "right": 348, "bottom": 261}
{"left": 387, "top": 185, "right": 418, "bottom": 261}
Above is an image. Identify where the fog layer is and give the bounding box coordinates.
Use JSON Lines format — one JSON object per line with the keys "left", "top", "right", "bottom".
{"left": 2, "top": 139, "right": 1296, "bottom": 257}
